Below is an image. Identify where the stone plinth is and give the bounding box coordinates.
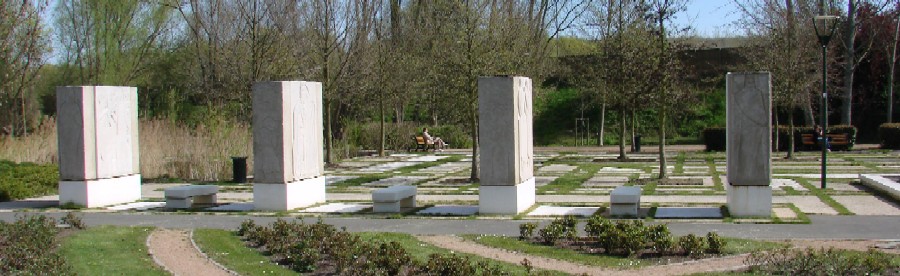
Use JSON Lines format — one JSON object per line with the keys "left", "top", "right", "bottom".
{"left": 56, "top": 86, "right": 141, "bottom": 207}
{"left": 477, "top": 76, "right": 535, "bottom": 214}
{"left": 725, "top": 72, "right": 772, "bottom": 217}
{"left": 252, "top": 81, "right": 325, "bottom": 210}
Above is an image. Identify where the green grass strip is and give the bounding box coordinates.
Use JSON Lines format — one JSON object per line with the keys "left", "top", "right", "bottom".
{"left": 795, "top": 178, "right": 854, "bottom": 215}
{"left": 537, "top": 163, "right": 600, "bottom": 194}
{"left": 355, "top": 232, "right": 567, "bottom": 276}
{"left": 59, "top": 226, "right": 168, "bottom": 276}
{"left": 192, "top": 229, "right": 296, "bottom": 276}
{"left": 674, "top": 152, "right": 686, "bottom": 174}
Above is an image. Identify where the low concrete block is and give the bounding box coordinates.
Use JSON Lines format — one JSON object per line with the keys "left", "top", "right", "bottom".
{"left": 59, "top": 174, "right": 141, "bottom": 208}
{"left": 164, "top": 185, "right": 219, "bottom": 209}
{"left": 372, "top": 185, "right": 417, "bottom": 213}
{"left": 859, "top": 174, "right": 900, "bottom": 201}
{"left": 478, "top": 177, "right": 535, "bottom": 214}
{"left": 610, "top": 186, "right": 641, "bottom": 216}
{"left": 253, "top": 176, "right": 326, "bottom": 211}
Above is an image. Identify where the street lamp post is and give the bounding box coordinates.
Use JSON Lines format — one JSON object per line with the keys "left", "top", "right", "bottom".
{"left": 814, "top": 15, "right": 840, "bottom": 190}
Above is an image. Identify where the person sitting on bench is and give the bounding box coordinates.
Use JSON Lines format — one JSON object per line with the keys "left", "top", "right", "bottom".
{"left": 814, "top": 125, "right": 831, "bottom": 151}
{"left": 423, "top": 127, "right": 446, "bottom": 151}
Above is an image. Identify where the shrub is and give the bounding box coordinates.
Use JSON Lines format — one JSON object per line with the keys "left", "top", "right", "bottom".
{"left": 60, "top": 212, "right": 85, "bottom": 229}
{"left": 880, "top": 123, "right": 900, "bottom": 149}
{"left": 701, "top": 127, "right": 725, "bottom": 151}
{"left": 584, "top": 215, "right": 614, "bottom": 239}
{"left": 705, "top": 232, "right": 726, "bottom": 254}
{"left": 421, "top": 253, "right": 477, "bottom": 276}
{"left": 746, "top": 248, "right": 895, "bottom": 275}
{"left": 538, "top": 222, "right": 566, "bottom": 245}
{"left": 609, "top": 220, "right": 646, "bottom": 256}
{"left": 0, "top": 215, "right": 72, "bottom": 275}
{"left": 237, "top": 219, "right": 256, "bottom": 236}
{"left": 519, "top": 222, "right": 538, "bottom": 240}
{"left": 647, "top": 224, "right": 674, "bottom": 254}
{"left": 678, "top": 234, "right": 706, "bottom": 257}
{"left": 0, "top": 160, "right": 59, "bottom": 201}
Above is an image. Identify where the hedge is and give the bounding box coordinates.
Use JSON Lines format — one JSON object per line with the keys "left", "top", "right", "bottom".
{"left": 0, "top": 160, "right": 59, "bottom": 202}
{"left": 880, "top": 123, "right": 900, "bottom": 149}
{"left": 702, "top": 125, "right": 857, "bottom": 152}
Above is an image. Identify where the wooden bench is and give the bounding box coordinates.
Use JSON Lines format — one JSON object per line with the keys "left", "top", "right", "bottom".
{"left": 411, "top": 136, "right": 434, "bottom": 152}
{"left": 610, "top": 186, "right": 641, "bottom": 217}
{"left": 372, "top": 185, "right": 416, "bottom": 213}
{"left": 165, "top": 185, "right": 218, "bottom": 209}
{"left": 800, "top": 133, "right": 851, "bottom": 150}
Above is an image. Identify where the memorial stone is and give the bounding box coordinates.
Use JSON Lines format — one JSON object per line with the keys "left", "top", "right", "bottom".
{"left": 56, "top": 86, "right": 141, "bottom": 207}
{"left": 477, "top": 76, "right": 535, "bottom": 214}
{"left": 725, "top": 72, "right": 772, "bottom": 217}
{"left": 252, "top": 81, "right": 326, "bottom": 210}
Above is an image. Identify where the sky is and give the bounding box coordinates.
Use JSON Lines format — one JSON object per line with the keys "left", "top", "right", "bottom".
{"left": 675, "top": 0, "right": 744, "bottom": 37}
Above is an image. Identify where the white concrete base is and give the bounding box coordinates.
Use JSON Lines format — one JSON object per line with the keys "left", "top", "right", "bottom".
{"left": 59, "top": 174, "right": 142, "bottom": 208}
{"left": 253, "top": 176, "right": 326, "bottom": 211}
{"left": 479, "top": 177, "right": 535, "bottom": 214}
{"left": 859, "top": 174, "right": 900, "bottom": 201}
{"left": 726, "top": 184, "right": 772, "bottom": 217}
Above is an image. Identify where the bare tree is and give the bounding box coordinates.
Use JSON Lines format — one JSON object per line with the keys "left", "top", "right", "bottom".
{"left": 0, "top": 0, "right": 48, "bottom": 137}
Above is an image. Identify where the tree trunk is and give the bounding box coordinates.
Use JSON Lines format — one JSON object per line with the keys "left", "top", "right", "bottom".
{"left": 889, "top": 14, "right": 899, "bottom": 123}
{"left": 470, "top": 94, "right": 479, "bottom": 182}
{"left": 788, "top": 113, "right": 796, "bottom": 159}
{"left": 841, "top": 0, "right": 856, "bottom": 125}
{"left": 803, "top": 95, "right": 815, "bottom": 126}
{"left": 598, "top": 102, "right": 605, "bottom": 146}
{"left": 379, "top": 91, "right": 385, "bottom": 156}
{"left": 618, "top": 109, "right": 627, "bottom": 160}
{"left": 324, "top": 99, "right": 333, "bottom": 164}
{"left": 630, "top": 109, "right": 636, "bottom": 152}
{"left": 658, "top": 108, "right": 667, "bottom": 179}
{"left": 774, "top": 109, "right": 780, "bottom": 153}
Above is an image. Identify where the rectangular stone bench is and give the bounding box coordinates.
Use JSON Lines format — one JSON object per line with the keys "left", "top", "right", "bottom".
{"left": 859, "top": 174, "right": 900, "bottom": 201}
{"left": 610, "top": 186, "right": 641, "bottom": 216}
{"left": 165, "top": 185, "right": 218, "bottom": 209}
{"left": 372, "top": 185, "right": 416, "bottom": 213}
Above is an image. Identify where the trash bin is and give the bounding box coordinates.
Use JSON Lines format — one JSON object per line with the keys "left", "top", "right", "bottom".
{"left": 231, "top": 156, "right": 248, "bottom": 183}
{"left": 634, "top": 135, "right": 642, "bottom": 152}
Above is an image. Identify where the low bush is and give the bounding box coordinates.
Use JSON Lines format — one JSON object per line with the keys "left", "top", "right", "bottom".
{"left": 61, "top": 212, "right": 86, "bottom": 229}
{"left": 0, "top": 215, "right": 73, "bottom": 275}
{"left": 0, "top": 160, "right": 59, "bottom": 201}
{"left": 705, "top": 232, "right": 726, "bottom": 254}
{"left": 746, "top": 247, "right": 896, "bottom": 275}
{"left": 519, "top": 222, "right": 538, "bottom": 240}
{"left": 678, "top": 234, "right": 706, "bottom": 257}
{"left": 880, "top": 123, "right": 900, "bottom": 149}
{"left": 647, "top": 224, "right": 674, "bottom": 254}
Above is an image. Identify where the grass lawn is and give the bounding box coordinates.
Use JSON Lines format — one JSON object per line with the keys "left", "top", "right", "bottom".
{"left": 192, "top": 229, "right": 295, "bottom": 276}
{"left": 58, "top": 226, "right": 168, "bottom": 276}
{"left": 461, "top": 235, "right": 788, "bottom": 269}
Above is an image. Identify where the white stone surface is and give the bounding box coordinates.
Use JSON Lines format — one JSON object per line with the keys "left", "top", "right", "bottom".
{"left": 372, "top": 185, "right": 416, "bottom": 202}
{"left": 859, "top": 174, "right": 900, "bottom": 201}
{"left": 726, "top": 72, "right": 771, "bottom": 187}
{"left": 417, "top": 205, "right": 479, "bottom": 216}
{"left": 527, "top": 206, "right": 599, "bottom": 217}
{"left": 655, "top": 207, "right": 722, "bottom": 218}
{"left": 771, "top": 178, "right": 808, "bottom": 191}
{"left": 59, "top": 174, "right": 142, "bottom": 208}
{"left": 610, "top": 186, "right": 641, "bottom": 216}
{"left": 57, "top": 86, "right": 139, "bottom": 180}
{"left": 478, "top": 76, "right": 534, "bottom": 186}
{"left": 164, "top": 185, "right": 218, "bottom": 199}
{"left": 252, "top": 81, "right": 324, "bottom": 184}
{"left": 773, "top": 207, "right": 798, "bottom": 219}
{"left": 479, "top": 177, "right": 535, "bottom": 214}
{"left": 537, "top": 164, "right": 577, "bottom": 174}
{"left": 407, "top": 155, "right": 449, "bottom": 162}
{"left": 832, "top": 195, "right": 900, "bottom": 215}
{"left": 107, "top": 201, "right": 165, "bottom": 211}
{"left": 359, "top": 162, "right": 418, "bottom": 172}
{"left": 773, "top": 173, "right": 860, "bottom": 179}
{"left": 326, "top": 176, "right": 357, "bottom": 185}
{"left": 362, "top": 176, "right": 429, "bottom": 187}
{"left": 253, "top": 176, "right": 326, "bottom": 211}
{"left": 726, "top": 184, "right": 772, "bottom": 217}
{"left": 298, "top": 203, "right": 370, "bottom": 213}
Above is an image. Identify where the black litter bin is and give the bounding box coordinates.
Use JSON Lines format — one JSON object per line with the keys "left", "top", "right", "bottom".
{"left": 634, "top": 135, "right": 642, "bottom": 152}
{"left": 231, "top": 156, "right": 248, "bottom": 183}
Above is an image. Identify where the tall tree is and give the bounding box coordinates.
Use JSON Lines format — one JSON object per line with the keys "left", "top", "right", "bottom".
{"left": 0, "top": 0, "right": 48, "bottom": 136}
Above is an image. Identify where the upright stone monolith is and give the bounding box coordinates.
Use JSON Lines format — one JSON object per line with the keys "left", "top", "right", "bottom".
{"left": 56, "top": 86, "right": 141, "bottom": 207}
{"left": 252, "top": 81, "right": 326, "bottom": 211}
{"left": 726, "top": 72, "right": 772, "bottom": 217}
{"left": 478, "top": 76, "right": 535, "bottom": 214}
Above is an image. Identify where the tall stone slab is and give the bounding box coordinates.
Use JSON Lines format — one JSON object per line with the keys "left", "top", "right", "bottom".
{"left": 726, "top": 72, "right": 772, "bottom": 217}
{"left": 478, "top": 76, "right": 535, "bottom": 214}
{"left": 252, "top": 81, "right": 326, "bottom": 210}
{"left": 56, "top": 86, "right": 141, "bottom": 207}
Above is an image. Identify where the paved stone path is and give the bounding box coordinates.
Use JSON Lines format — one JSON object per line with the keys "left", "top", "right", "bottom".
{"left": 147, "top": 228, "right": 232, "bottom": 276}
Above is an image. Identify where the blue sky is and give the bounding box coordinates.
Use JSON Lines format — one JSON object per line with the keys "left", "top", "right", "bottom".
{"left": 675, "top": 0, "right": 743, "bottom": 37}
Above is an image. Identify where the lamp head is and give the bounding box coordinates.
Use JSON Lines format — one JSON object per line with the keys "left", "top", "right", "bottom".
{"left": 814, "top": 15, "right": 841, "bottom": 46}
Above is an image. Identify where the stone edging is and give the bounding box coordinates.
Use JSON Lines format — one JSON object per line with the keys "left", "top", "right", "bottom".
{"left": 145, "top": 229, "right": 176, "bottom": 275}
{"left": 188, "top": 229, "right": 241, "bottom": 276}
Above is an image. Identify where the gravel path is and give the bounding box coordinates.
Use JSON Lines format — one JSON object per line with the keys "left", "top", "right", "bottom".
{"left": 147, "top": 228, "right": 232, "bottom": 276}
{"left": 416, "top": 235, "right": 755, "bottom": 276}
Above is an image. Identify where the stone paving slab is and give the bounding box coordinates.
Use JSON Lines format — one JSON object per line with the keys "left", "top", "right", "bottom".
{"left": 527, "top": 206, "right": 599, "bottom": 217}
{"left": 298, "top": 203, "right": 370, "bottom": 213}
{"left": 407, "top": 155, "right": 449, "bottom": 162}
{"left": 771, "top": 173, "right": 860, "bottom": 179}
{"left": 780, "top": 196, "right": 838, "bottom": 215}
{"left": 535, "top": 176, "right": 558, "bottom": 186}
{"left": 417, "top": 205, "right": 479, "bottom": 216}
{"left": 773, "top": 207, "right": 798, "bottom": 219}
{"left": 420, "top": 177, "right": 473, "bottom": 187}
{"left": 326, "top": 176, "right": 358, "bottom": 185}
{"left": 362, "top": 176, "right": 430, "bottom": 187}
{"left": 832, "top": 196, "right": 900, "bottom": 216}
{"left": 772, "top": 178, "right": 807, "bottom": 191}
{"left": 108, "top": 202, "right": 165, "bottom": 211}
{"left": 655, "top": 207, "right": 722, "bottom": 219}
{"left": 597, "top": 167, "right": 643, "bottom": 173}
{"left": 359, "top": 161, "right": 419, "bottom": 172}
{"left": 536, "top": 164, "right": 577, "bottom": 174}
